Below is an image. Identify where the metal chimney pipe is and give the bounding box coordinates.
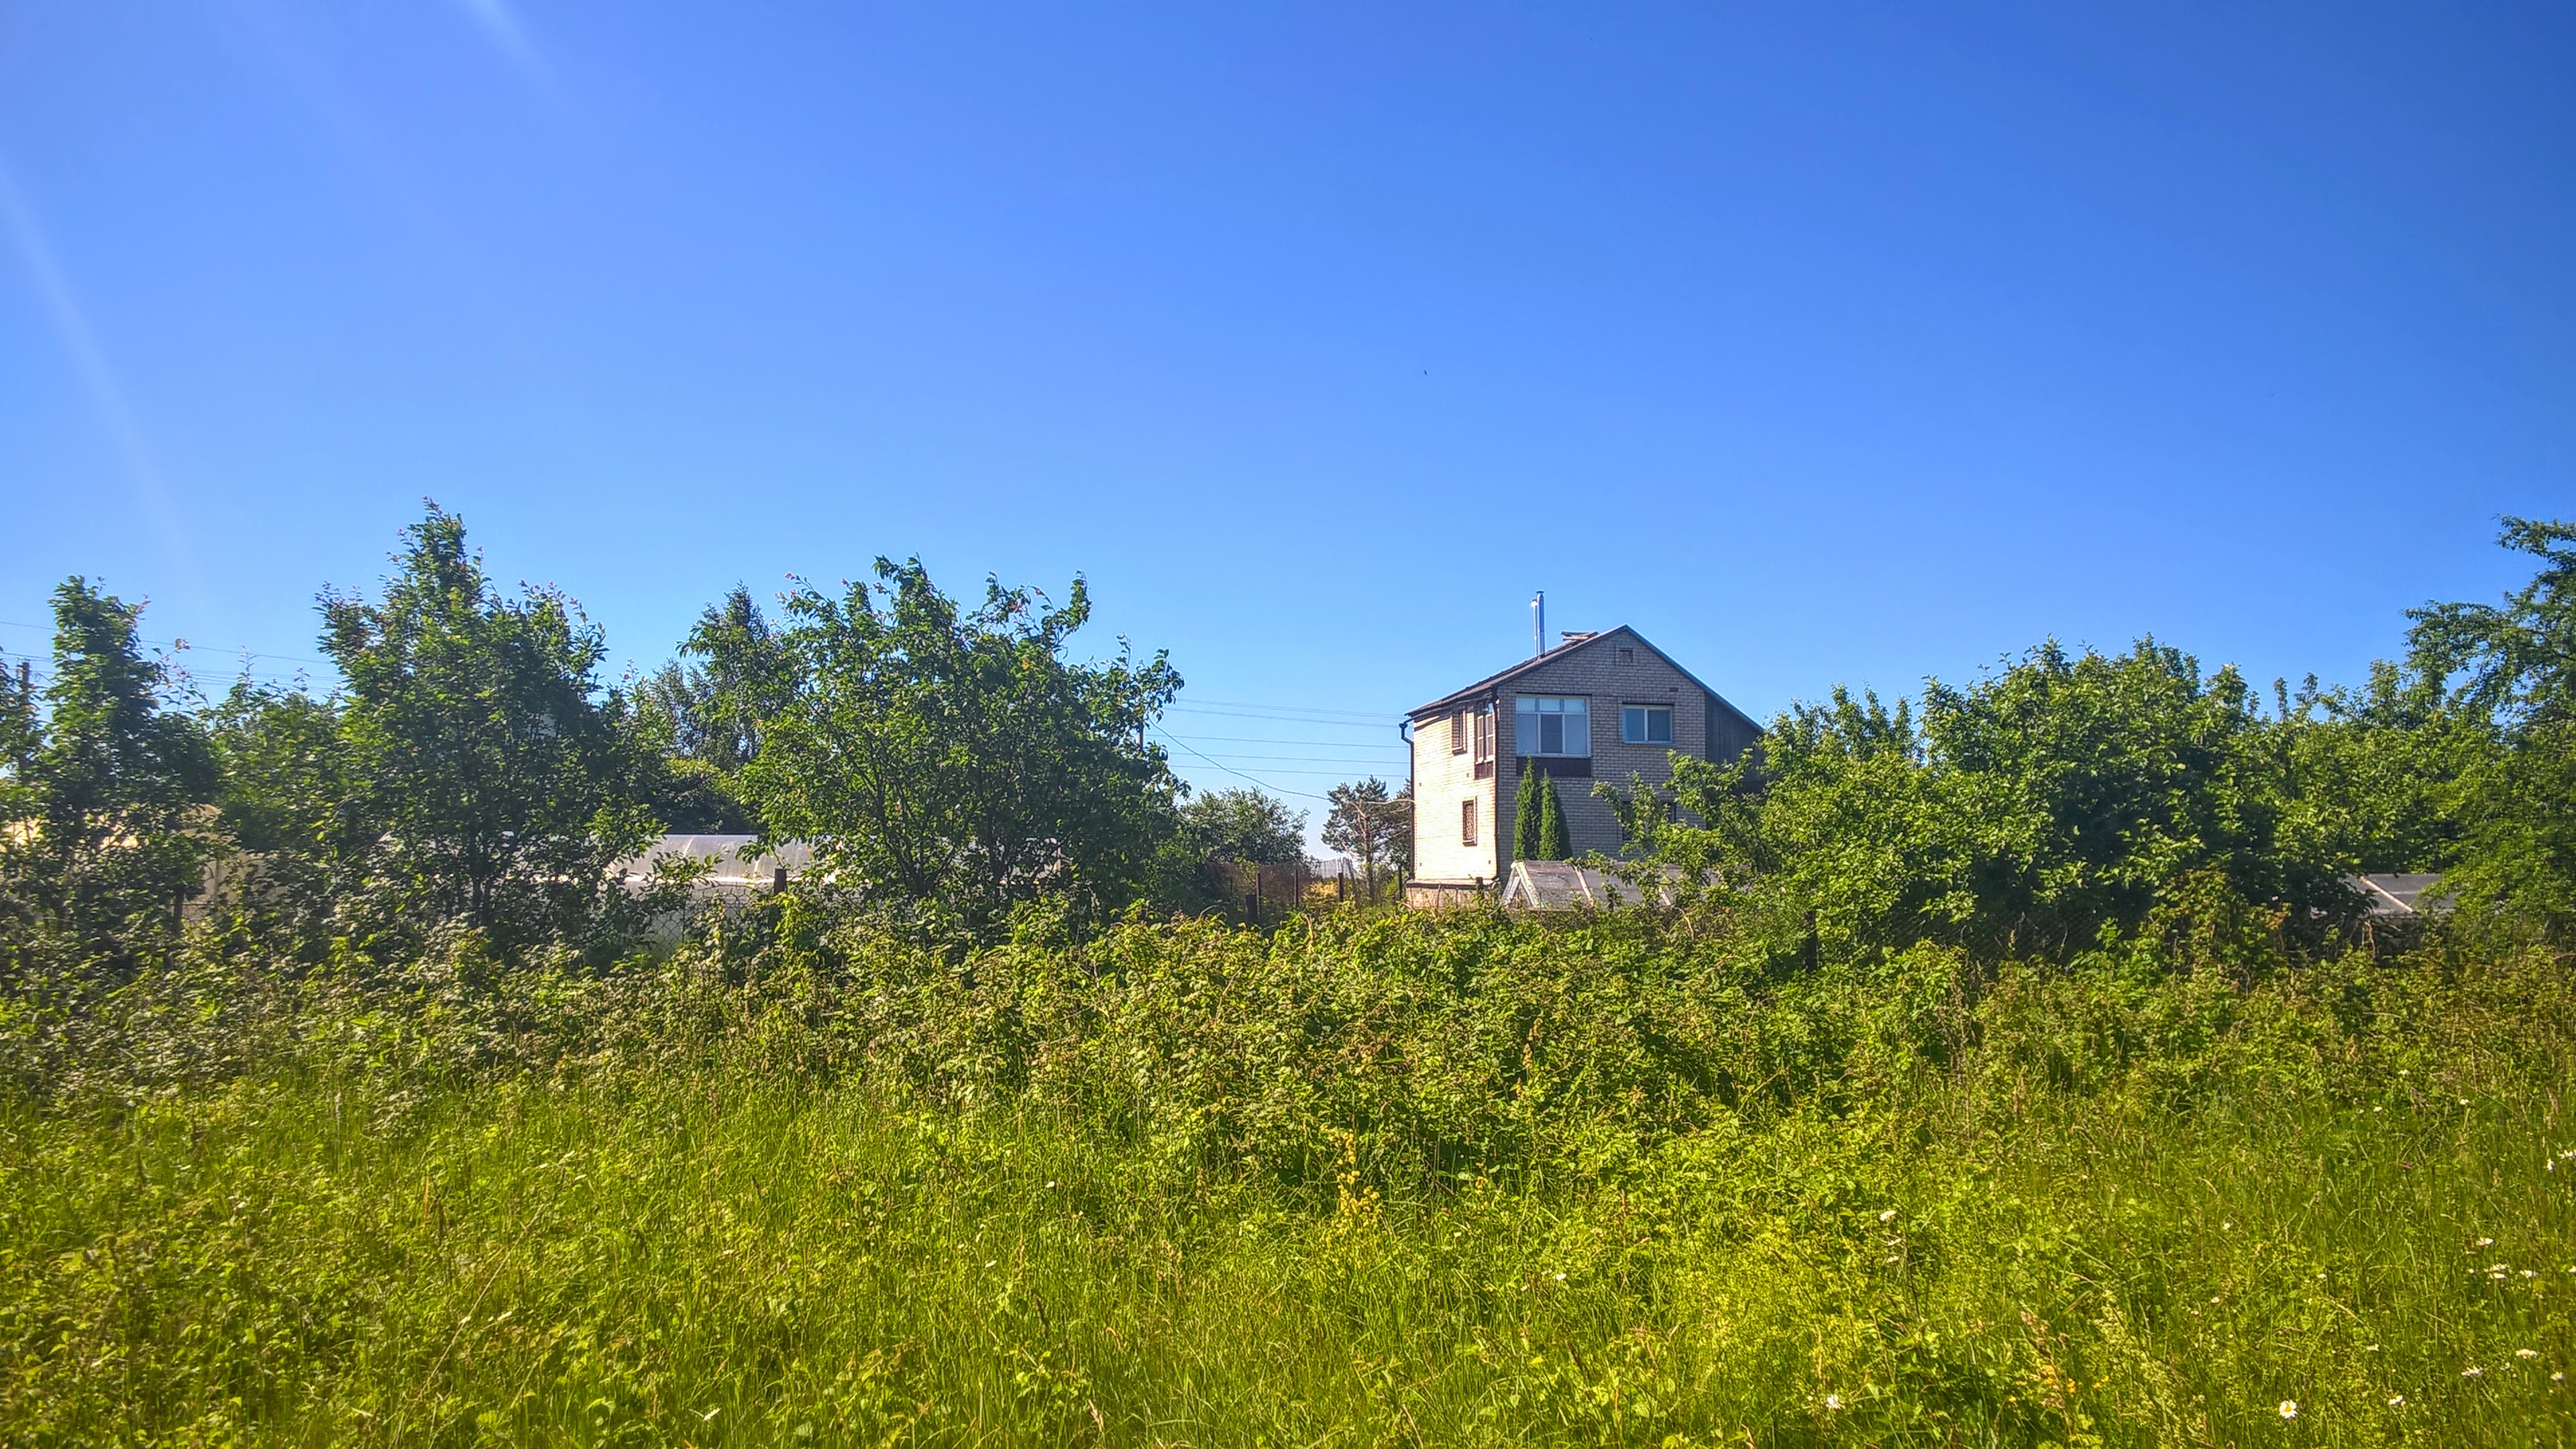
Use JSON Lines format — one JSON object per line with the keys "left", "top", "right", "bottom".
{"left": 1532, "top": 590, "right": 1545, "bottom": 657}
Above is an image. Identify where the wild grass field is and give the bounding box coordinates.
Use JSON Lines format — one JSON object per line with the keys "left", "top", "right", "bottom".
{"left": 4, "top": 908, "right": 2570, "bottom": 1447}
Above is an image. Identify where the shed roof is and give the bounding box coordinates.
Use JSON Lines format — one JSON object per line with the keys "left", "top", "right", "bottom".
{"left": 1497, "top": 859, "right": 1688, "bottom": 910}
{"left": 2350, "top": 873, "right": 2449, "bottom": 917}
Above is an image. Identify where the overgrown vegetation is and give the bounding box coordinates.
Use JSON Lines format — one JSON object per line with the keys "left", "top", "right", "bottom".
{"left": 1, "top": 513, "right": 2572, "bottom": 1445}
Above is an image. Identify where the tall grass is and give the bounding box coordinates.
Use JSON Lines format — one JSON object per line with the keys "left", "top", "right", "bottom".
{"left": 1, "top": 907, "right": 2570, "bottom": 1445}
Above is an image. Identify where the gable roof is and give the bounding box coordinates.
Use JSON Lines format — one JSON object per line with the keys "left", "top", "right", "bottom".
{"left": 1407, "top": 625, "right": 1762, "bottom": 738}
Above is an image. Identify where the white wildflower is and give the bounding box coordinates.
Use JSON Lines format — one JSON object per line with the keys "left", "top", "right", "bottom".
{"left": 2386, "top": 1394, "right": 2404, "bottom": 1406}
{"left": 2517, "top": 1348, "right": 2538, "bottom": 1359}
{"left": 1878, "top": 1209, "right": 1898, "bottom": 1223}
{"left": 2463, "top": 1366, "right": 2483, "bottom": 1378}
{"left": 2277, "top": 1399, "right": 2298, "bottom": 1419}
{"left": 2477, "top": 1237, "right": 2496, "bottom": 1247}
{"left": 1823, "top": 1393, "right": 1843, "bottom": 1411}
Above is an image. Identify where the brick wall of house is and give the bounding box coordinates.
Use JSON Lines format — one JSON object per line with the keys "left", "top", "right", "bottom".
{"left": 1492, "top": 635, "right": 1705, "bottom": 866}
{"left": 1406, "top": 628, "right": 1756, "bottom": 884}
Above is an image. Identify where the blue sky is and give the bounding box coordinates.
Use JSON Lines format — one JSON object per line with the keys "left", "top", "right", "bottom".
{"left": 4, "top": 2, "right": 2571, "bottom": 830}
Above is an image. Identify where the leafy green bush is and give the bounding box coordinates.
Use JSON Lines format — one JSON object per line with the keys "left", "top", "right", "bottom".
{"left": 3, "top": 902, "right": 2570, "bottom": 1446}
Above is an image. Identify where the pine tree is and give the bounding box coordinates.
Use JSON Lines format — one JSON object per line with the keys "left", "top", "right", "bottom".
{"left": 1512, "top": 762, "right": 1544, "bottom": 861}
{"left": 1535, "top": 767, "right": 1570, "bottom": 860}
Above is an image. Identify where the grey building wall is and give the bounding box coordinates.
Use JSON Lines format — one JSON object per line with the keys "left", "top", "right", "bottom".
{"left": 1491, "top": 639, "right": 1701, "bottom": 868}
{"left": 1407, "top": 628, "right": 1757, "bottom": 883}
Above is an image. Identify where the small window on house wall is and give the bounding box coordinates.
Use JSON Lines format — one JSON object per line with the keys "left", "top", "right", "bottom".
{"left": 1621, "top": 705, "right": 1673, "bottom": 745}
{"left": 1449, "top": 710, "right": 1468, "bottom": 754}
{"left": 1460, "top": 798, "right": 1479, "bottom": 845}
{"left": 1617, "top": 647, "right": 1635, "bottom": 664}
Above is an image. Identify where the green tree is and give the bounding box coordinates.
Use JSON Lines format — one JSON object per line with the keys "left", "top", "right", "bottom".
{"left": 635, "top": 585, "right": 775, "bottom": 832}
{"left": 1511, "top": 762, "right": 1544, "bottom": 863}
{"left": 2407, "top": 517, "right": 2576, "bottom": 920}
{"left": 1, "top": 580, "right": 218, "bottom": 979}
{"left": 1323, "top": 777, "right": 1409, "bottom": 900}
{"left": 0, "top": 657, "right": 34, "bottom": 833}
{"left": 1511, "top": 764, "right": 1570, "bottom": 862}
{"left": 695, "top": 558, "right": 1179, "bottom": 936}
{"left": 1534, "top": 767, "right": 1570, "bottom": 860}
{"left": 321, "top": 506, "right": 658, "bottom": 958}
{"left": 1177, "top": 788, "right": 1306, "bottom": 863}
{"left": 1616, "top": 642, "right": 2391, "bottom": 965}
{"left": 203, "top": 680, "right": 370, "bottom": 962}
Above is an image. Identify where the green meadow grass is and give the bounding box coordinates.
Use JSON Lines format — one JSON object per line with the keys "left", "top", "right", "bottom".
{"left": 1, "top": 915, "right": 2571, "bottom": 1446}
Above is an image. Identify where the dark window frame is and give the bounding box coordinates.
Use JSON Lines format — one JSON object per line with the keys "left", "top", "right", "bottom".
{"left": 1621, "top": 704, "right": 1674, "bottom": 745}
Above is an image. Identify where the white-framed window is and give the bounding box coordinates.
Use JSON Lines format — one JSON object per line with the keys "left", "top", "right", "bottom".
{"left": 1621, "top": 704, "right": 1673, "bottom": 745}
{"left": 1514, "top": 695, "right": 1589, "bottom": 757}
{"left": 1460, "top": 798, "right": 1479, "bottom": 845}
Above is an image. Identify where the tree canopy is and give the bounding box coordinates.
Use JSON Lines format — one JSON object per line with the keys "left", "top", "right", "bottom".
{"left": 1602, "top": 518, "right": 2576, "bottom": 963}
{"left": 321, "top": 506, "right": 657, "bottom": 957}
{"left": 1324, "top": 777, "right": 1409, "bottom": 899}
{"left": 0, "top": 580, "right": 217, "bottom": 980}
{"left": 694, "top": 557, "right": 1181, "bottom": 936}
{"left": 1177, "top": 788, "right": 1307, "bottom": 864}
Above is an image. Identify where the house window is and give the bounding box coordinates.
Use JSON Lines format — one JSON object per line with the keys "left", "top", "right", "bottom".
{"left": 1449, "top": 710, "right": 1468, "bottom": 755}
{"left": 1621, "top": 704, "right": 1673, "bottom": 745}
{"left": 1472, "top": 705, "right": 1496, "bottom": 777}
{"left": 1617, "top": 647, "right": 1635, "bottom": 664}
{"left": 1514, "top": 695, "right": 1590, "bottom": 756}
{"left": 1460, "top": 798, "right": 1479, "bottom": 846}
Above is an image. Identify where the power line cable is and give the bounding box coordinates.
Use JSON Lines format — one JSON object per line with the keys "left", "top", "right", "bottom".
{"left": 1157, "top": 732, "right": 1337, "bottom": 802}
{"left": 1158, "top": 731, "right": 1404, "bottom": 751}
{"left": 0, "top": 618, "right": 331, "bottom": 669}
{"left": 1180, "top": 697, "right": 1395, "bottom": 722}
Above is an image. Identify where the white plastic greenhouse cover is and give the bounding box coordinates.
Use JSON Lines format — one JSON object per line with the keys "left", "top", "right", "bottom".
{"left": 610, "top": 834, "right": 812, "bottom": 885}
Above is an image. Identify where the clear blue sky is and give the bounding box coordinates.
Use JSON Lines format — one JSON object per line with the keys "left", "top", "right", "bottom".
{"left": 5, "top": 3, "right": 2571, "bottom": 826}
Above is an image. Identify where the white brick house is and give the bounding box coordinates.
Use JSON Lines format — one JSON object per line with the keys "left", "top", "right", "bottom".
{"left": 1405, "top": 627, "right": 1761, "bottom": 892}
